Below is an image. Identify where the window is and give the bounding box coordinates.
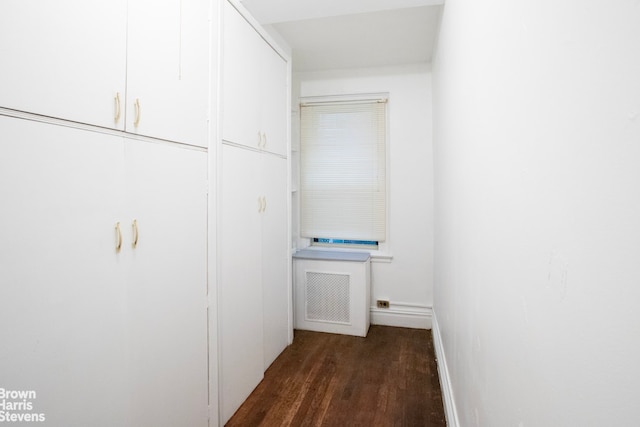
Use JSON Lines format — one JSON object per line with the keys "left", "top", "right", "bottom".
{"left": 300, "top": 96, "right": 387, "bottom": 247}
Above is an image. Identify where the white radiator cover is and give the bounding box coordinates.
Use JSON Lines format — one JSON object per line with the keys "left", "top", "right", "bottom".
{"left": 293, "top": 250, "right": 371, "bottom": 337}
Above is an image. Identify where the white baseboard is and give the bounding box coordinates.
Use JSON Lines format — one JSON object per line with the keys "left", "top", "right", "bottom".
{"left": 370, "top": 302, "right": 432, "bottom": 329}
{"left": 432, "top": 311, "right": 460, "bottom": 427}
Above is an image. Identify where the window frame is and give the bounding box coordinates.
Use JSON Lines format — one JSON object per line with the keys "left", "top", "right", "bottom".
{"left": 298, "top": 93, "right": 391, "bottom": 256}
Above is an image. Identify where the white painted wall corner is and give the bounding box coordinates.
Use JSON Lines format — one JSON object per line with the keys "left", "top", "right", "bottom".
{"left": 432, "top": 311, "right": 460, "bottom": 427}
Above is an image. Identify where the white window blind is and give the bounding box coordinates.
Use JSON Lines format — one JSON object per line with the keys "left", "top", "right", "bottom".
{"left": 300, "top": 99, "right": 387, "bottom": 242}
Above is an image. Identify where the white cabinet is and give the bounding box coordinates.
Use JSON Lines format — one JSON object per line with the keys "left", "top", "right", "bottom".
{"left": 218, "top": 3, "right": 290, "bottom": 423}
{"left": 0, "top": 0, "right": 128, "bottom": 130}
{"left": 222, "top": 0, "right": 287, "bottom": 156}
{"left": 0, "top": 116, "right": 208, "bottom": 427}
{"left": 0, "top": 0, "right": 210, "bottom": 147}
{"left": 220, "top": 145, "right": 264, "bottom": 423}
{"left": 220, "top": 144, "right": 289, "bottom": 423}
{"left": 126, "top": 0, "right": 210, "bottom": 146}
{"left": 123, "top": 139, "right": 209, "bottom": 426}
{"left": 261, "top": 154, "right": 290, "bottom": 370}
{"left": 0, "top": 117, "right": 128, "bottom": 427}
{"left": 1, "top": 0, "right": 290, "bottom": 424}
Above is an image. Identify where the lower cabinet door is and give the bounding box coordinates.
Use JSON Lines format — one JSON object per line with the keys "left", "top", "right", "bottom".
{"left": 0, "top": 116, "right": 128, "bottom": 426}
{"left": 124, "top": 139, "right": 209, "bottom": 427}
{"left": 261, "top": 155, "right": 289, "bottom": 370}
{"left": 220, "top": 144, "right": 264, "bottom": 423}
{"left": 0, "top": 117, "right": 209, "bottom": 427}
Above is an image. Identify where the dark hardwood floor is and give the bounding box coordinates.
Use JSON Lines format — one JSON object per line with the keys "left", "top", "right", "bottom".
{"left": 226, "top": 325, "right": 446, "bottom": 426}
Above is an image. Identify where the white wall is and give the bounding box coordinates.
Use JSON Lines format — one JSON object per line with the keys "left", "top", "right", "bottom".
{"left": 294, "top": 65, "right": 435, "bottom": 328}
{"left": 432, "top": 0, "right": 640, "bottom": 426}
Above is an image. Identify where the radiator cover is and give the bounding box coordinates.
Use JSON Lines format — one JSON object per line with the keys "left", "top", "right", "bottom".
{"left": 293, "top": 250, "right": 371, "bottom": 337}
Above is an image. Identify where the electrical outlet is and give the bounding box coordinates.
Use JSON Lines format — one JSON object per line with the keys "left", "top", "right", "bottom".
{"left": 377, "top": 299, "right": 390, "bottom": 309}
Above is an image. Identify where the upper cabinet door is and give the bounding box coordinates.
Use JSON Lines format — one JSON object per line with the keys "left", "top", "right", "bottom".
{"left": 126, "top": 0, "right": 210, "bottom": 147}
{"left": 260, "top": 43, "right": 290, "bottom": 155}
{"left": 222, "top": 0, "right": 288, "bottom": 156}
{"left": 222, "top": 1, "right": 262, "bottom": 148}
{"left": 259, "top": 44, "right": 288, "bottom": 156}
{"left": 0, "top": 0, "right": 127, "bottom": 129}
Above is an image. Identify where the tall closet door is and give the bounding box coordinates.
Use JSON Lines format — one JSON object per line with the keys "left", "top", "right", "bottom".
{"left": 220, "top": 144, "right": 264, "bottom": 423}
{"left": 0, "top": 116, "right": 128, "bottom": 426}
{"left": 126, "top": 0, "right": 210, "bottom": 147}
{"left": 261, "top": 155, "right": 289, "bottom": 369}
{"left": 124, "top": 140, "right": 208, "bottom": 427}
{"left": 0, "top": 1, "right": 127, "bottom": 129}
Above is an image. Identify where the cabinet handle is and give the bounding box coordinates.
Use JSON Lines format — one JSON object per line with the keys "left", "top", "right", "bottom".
{"left": 258, "top": 197, "right": 263, "bottom": 212}
{"left": 132, "top": 219, "right": 139, "bottom": 248}
{"left": 115, "top": 222, "right": 122, "bottom": 252}
{"left": 134, "top": 98, "right": 141, "bottom": 127}
{"left": 262, "top": 196, "right": 267, "bottom": 212}
{"left": 114, "top": 92, "right": 121, "bottom": 122}
{"left": 257, "top": 132, "right": 267, "bottom": 149}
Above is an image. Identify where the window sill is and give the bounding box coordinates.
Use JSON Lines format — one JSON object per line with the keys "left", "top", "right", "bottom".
{"left": 293, "top": 246, "right": 393, "bottom": 263}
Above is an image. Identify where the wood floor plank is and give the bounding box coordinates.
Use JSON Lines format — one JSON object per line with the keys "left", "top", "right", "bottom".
{"left": 226, "top": 326, "right": 447, "bottom": 426}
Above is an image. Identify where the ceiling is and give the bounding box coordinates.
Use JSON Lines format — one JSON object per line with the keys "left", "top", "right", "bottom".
{"left": 240, "top": 0, "right": 444, "bottom": 72}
